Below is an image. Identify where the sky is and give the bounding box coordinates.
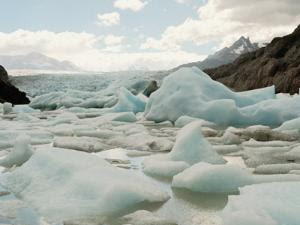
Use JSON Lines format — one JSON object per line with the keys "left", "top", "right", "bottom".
{"left": 0, "top": 0, "right": 299, "bottom": 71}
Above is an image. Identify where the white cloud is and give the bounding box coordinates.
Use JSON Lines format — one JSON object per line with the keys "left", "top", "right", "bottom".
{"left": 143, "top": 0, "right": 300, "bottom": 50}
{"left": 0, "top": 29, "right": 204, "bottom": 71}
{"left": 141, "top": 37, "right": 180, "bottom": 51}
{"left": 114, "top": 0, "right": 148, "bottom": 12}
{"left": 97, "top": 12, "right": 120, "bottom": 26}
{"left": 104, "top": 35, "right": 124, "bottom": 46}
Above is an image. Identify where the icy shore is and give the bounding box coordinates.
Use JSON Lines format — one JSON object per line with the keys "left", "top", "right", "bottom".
{"left": 0, "top": 67, "right": 300, "bottom": 225}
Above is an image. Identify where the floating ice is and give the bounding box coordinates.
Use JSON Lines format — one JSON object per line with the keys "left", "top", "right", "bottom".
{"left": 172, "top": 163, "right": 253, "bottom": 193}
{"left": 4, "top": 148, "right": 169, "bottom": 221}
{"left": 213, "top": 145, "right": 242, "bottom": 155}
{"left": 145, "top": 67, "right": 300, "bottom": 126}
{"left": 111, "top": 87, "right": 146, "bottom": 113}
{"left": 13, "top": 105, "right": 38, "bottom": 113}
{"left": 166, "top": 121, "right": 225, "bottom": 165}
{"left": 284, "top": 146, "right": 300, "bottom": 162}
{"left": 254, "top": 163, "right": 300, "bottom": 174}
{"left": 172, "top": 162, "right": 300, "bottom": 193}
{"left": 108, "top": 132, "right": 173, "bottom": 152}
{"left": 142, "top": 121, "right": 225, "bottom": 178}
{"left": 145, "top": 67, "right": 277, "bottom": 125}
{"left": 53, "top": 136, "right": 110, "bottom": 152}
{"left": 95, "top": 112, "right": 137, "bottom": 125}
{"left": 275, "top": 117, "right": 300, "bottom": 131}
{"left": 242, "top": 138, "right": 293, "bottom": 147}
{"left": 243, "top": 146, "right": 291, "bottom": 168}
{"left": 222, "top": 130, "right": 241, "bottom": 145}
{"left": 143, "top": 160, "right": 189, "bottom": 178}
{"left": 174, "top": 116, "right": 216, "bottom": 128}
{"left": 0, "top": 135, "right": 33, "bottom": 168}
{"left": 221, "top": 182, "right": 300, "bottom": 225}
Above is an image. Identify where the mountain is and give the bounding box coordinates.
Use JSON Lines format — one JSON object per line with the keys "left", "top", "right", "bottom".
{"left": 205, "top": 25, "right": 300, "bottom": 94}
{"left": 0, "top": 52, "right": 80, "bottom": 71}
{"left": 171, "top": 36, "right": 259, "bottom": 72}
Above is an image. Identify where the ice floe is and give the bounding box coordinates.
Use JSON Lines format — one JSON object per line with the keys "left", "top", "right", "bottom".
{"left": 3, "top": 147, "right": 169, "bottom": 222}
{"left": 221, "top": 182, "right": 300, "bottom": 225}
{"left": 0, "top": 135, "right": 33, "bottom": 168}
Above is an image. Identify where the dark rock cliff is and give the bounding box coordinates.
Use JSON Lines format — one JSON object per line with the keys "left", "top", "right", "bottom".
{"left": 0, "top": 65, "right": 30, "bottom": 104}
{"left": 205, "top": 25, "right": 300, "bottom": 94}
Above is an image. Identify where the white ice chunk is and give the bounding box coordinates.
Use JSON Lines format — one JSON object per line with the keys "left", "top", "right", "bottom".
{"left": 145, "top": 67, "right": 300, "bottom": 126}
{"left": 284, "top": 146, "right": 300, "bottom": 162}
{"left": 108, "top": 132, "right": 173, "bottom": 152}
{"left": 4, "top": 148, "right": 169, "bottom": 221}
{"left": 254, "top": 163, "right": 300, "bottom": 174}
{"left": 13, "top": 105, "right": 38, "bottom": 113}
{"left": 243, "top": 146, "right": 291, "bottom": 167}
{"left": 111, "top": 87, "right": 146, "bottom": 113}
{"left": 172, "top": 163, "right": 253, "bottom": 193}
{"left": 213, "top": 145, "right": 242, "bottom": 154}
{"left": 143, "top": 160, "right": 189, "bottom": 178}
{"left": 275, "top": 117, "right": 300, "bottom": 131}
{"left": 174, "top": 116, "right": 216, "bottom": 128}
{"left": 0, "top": 135, "right": 33, "bottom": 168}
{"left": 221, "top": 182, "right": 300, "bottom": 225}
{"left": 222, "top": 130, "right": 241, "bottom": 145}
{"left": 242, "top": 138, "right": 293, "bottom": 147}
{"left": 166, "top": 121, "right": 225, "bottom": 165}
{"left": 142, "top": 121, "right": 225, "bottom": 178}
{"left": 172, "top": 162, "right": 300, "bottom": 193}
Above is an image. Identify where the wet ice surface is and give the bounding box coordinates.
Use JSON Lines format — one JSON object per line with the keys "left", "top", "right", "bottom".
{"left": 0, "top": 110, "right": 228, "bottom": 225}
{"left": 0, "top": 105, "right": 300, "bottom": 225}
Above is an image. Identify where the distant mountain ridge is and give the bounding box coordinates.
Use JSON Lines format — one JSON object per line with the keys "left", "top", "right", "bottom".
{"left": 205, "top": 25, "right": 300, "bottom": 94}
{"left": 171, "top": 36, "right": 259, "bottom": 72}
{"left": 0, "top": 52, "right": 80, "bottom": 71}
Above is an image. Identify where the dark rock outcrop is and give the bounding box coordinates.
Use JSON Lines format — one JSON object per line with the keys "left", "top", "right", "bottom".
{"left": 205, "top": 25, "right": 300, "bottom": 94}
{"left": 143, "top": 80, "right": 159, "bottom": 97}
{"left": 0, "top": 65, "right": 30, "bottom": 104}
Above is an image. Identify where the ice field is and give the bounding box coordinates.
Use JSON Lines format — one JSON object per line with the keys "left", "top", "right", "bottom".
{"left": 1, "top": 67, "right": 300, "bottom": 225}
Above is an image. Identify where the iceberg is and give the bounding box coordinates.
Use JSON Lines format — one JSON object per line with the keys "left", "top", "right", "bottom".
{"left": 145, "top": 67, "right": 300, "bottom": 126}
{"left": 111, "top": 87, "right": 146, "bottom": 113}
{"left": 3, "top": 147, "right": 169, "bottom": 222}
{"left": 142, "top": 121, "right": 225, "bottom": 178}
{"left": 166, "top": 121, "right": 225, "bottom": 165}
